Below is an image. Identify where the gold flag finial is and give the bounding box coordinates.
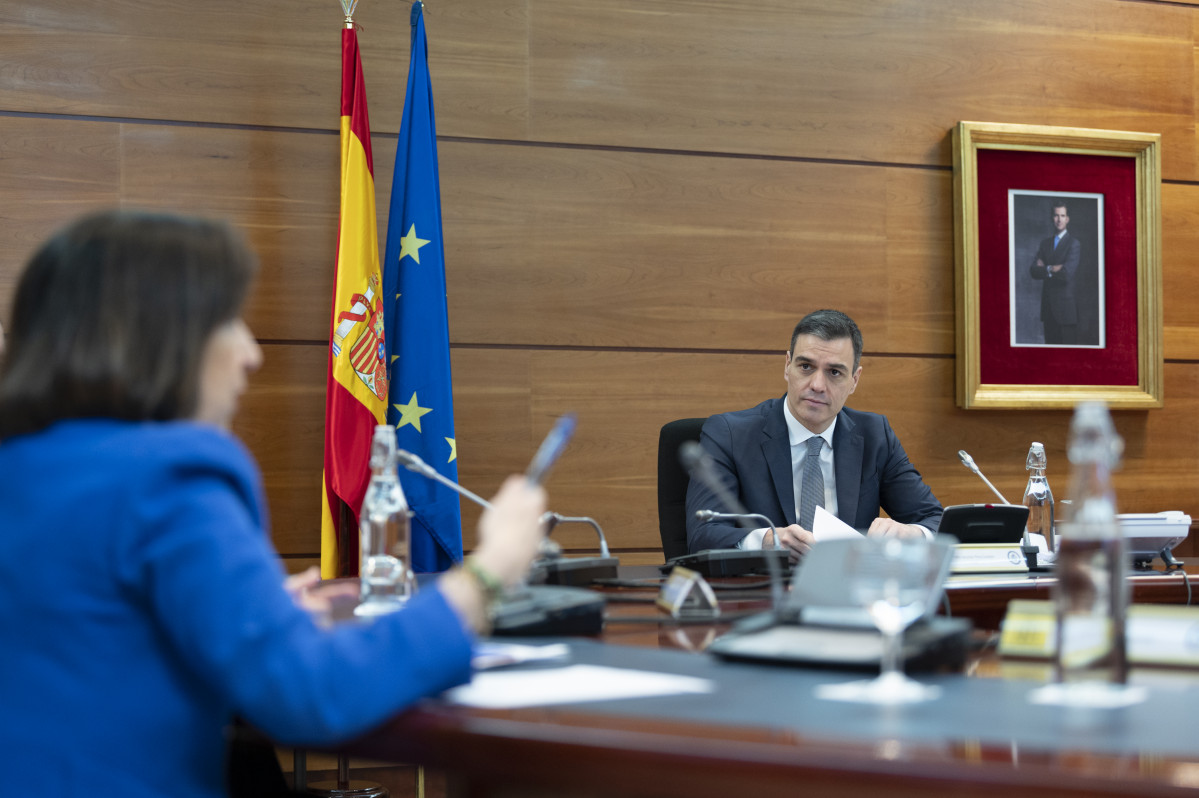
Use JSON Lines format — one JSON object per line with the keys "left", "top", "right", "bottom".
{"left": 340, "top": 0, "right": 359, "bottom": 27}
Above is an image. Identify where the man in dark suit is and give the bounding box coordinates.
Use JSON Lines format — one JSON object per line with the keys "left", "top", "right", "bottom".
{"left": 684, "top": 309, "right": 942, "bottom": 561}
{"left": 1028, "top": 201, "right": 1081, "bottom": 345}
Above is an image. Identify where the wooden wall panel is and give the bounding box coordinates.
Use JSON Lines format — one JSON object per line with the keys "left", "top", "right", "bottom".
{"left": 2, "top": 2, "right": 1193, "bottom": 176}
{"left": 0, "top": 0, "right": 531, "bottom": 138}
{"left": 0, "top": 118, "right": 122, "bottom": 323}
{"left": 0, "top": 0, "right": 345, "bottom": 128}
{"left": 1163, "top": 183, "right": 1199, "bottom": 359}
{"left": 526, "top": 0, "right": 1196, "bottom": 178}
{"left": 439, "top": 142, "right": 956, "bottom": 353}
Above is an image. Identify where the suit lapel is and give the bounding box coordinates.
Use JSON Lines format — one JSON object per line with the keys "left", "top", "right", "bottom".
{"left": 761, "top": 398, "right": 796, "bottom": 526}
{"left": 832, "top": 410, "right": 863, "bottom": 528}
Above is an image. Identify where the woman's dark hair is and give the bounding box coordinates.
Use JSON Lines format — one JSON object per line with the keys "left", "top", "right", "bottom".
{"left": 0, "top": 210, "right": 257, "bottom": 439}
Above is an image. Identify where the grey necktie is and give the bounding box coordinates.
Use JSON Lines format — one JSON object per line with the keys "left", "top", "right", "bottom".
{"left": 798, "top": 436, "right": 825, "bottom": 530}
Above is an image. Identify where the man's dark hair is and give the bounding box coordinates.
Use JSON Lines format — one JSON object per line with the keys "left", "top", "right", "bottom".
{"left": 1052, "top": 200, "right": 1070, "bottom": 215}
{"left": 0, "top": 210, "right": 257, "bottom": 439}
{"left": 789, "top": 309, "right": 863, "bottom": 371}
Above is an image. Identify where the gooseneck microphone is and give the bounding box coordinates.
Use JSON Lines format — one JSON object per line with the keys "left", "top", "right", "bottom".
{"left": 958, "top": 449, "right": 1036, "bottom": 551}
{"left": 695, "top": 511, "right": 785, "bottom": 609}
{"left": 693, "top": 510, "right": 781, "bottom": 551}
{"left": 957, "top": 450, "right": 1011, "bottom": 505}
{"left": 398, "top": 449, "right": 558, "bottom": 559}
{"left": 679, "top": 441, "right": 785, "bottom": 612}
{"left": 543, "top": 513, "right": 612, "bottom": 559}
{"left": 396, "top": 449, "right": 492, "bottom": 509}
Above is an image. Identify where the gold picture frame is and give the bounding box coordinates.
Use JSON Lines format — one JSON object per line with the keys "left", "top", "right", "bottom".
{"left": 952, "top": 121, "right": 1162, "bottom": 410}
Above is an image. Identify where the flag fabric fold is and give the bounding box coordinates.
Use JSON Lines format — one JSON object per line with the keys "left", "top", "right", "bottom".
{"left": 321, "top": 26, "right": 389, "bottom": 579}
{"left": 382, "top": 1, "right": 463, "bottom": 572}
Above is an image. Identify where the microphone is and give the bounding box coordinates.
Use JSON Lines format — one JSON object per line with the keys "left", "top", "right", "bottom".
{"left": 396, "top": 449, "right": 492, "bottom": 509}
{"left": 694, "top": 511, "right": 784, "bottom": 610}
{"left": 397, "top": 448, "right": 618, "bottom": 585}
{"left": 672, "top": 441, "right": 789, "bottom": 597}
{"left": 681, "top": 443, "right": 783, "bottom": 553}
{"left": 693, "top": 510, "right": 782, "bottom": 551}
{"left": 957, "top": 450, "right": 1011, "bottom": 505}
{"left": 396, "top": 449, "right": 608, "bottom": 633}
{"left": 534, "top": 510, "right": 619, "bottom": 585}
{"left": 957, "top": 449, "right": 1038, "bottom": 557}
{"left": 543, "top": 513, "right": 611, "bottom": 559}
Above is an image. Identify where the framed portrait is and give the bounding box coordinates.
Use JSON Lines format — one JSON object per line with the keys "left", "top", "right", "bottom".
{"left": 952, "top": 122, "right": 1162, "bottom": 409}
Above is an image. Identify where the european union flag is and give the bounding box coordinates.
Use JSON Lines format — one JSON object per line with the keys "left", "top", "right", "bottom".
{"left": 382, "top": 0, "right": 462, "bottom": 573}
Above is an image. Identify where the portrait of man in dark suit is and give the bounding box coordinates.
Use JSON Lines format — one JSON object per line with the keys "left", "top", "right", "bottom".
{"left": 1011, "top": 193, "right": 1104, "bottom": 348}
{"left": 1028, "top": 201, "right": 1081, "bottom": 344}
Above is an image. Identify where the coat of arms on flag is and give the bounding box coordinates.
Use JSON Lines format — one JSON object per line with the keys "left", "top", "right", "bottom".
{"left": 332, "top": 272, "right": 388, "bottom": 401}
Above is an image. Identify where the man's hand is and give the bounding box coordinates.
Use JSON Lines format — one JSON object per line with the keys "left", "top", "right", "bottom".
{"left": 866, "top": 518, "right": 927, "bottom": 540}
{"left": 1050, "top": 263, "right": 1063, "bottom": 273}
{"left": 763, "top": 524, "right": 816, "bottom": 562}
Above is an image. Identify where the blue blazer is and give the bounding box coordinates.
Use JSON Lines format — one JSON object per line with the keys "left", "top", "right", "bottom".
{"left": 684, "top": 396, "right": 943, "bottom": 552}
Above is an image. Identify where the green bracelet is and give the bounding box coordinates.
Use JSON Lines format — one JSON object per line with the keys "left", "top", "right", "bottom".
{"left": 463, "top": 556, "right": 505, "bottom": 605}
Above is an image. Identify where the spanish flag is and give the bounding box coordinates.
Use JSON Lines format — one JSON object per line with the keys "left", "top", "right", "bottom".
{"left": 321, "top": 25, "right": 388, "bottom": 578}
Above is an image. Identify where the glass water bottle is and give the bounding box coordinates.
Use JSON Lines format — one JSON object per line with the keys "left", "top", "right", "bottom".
{"left": 1050, "top": 402, "right": 1132, "bottom": 696}
{"left": 1022, "top": 442, "right": 1055, "bottom": 553}
{"left": 355, "top": 425, "right": 417, "bottom": 617}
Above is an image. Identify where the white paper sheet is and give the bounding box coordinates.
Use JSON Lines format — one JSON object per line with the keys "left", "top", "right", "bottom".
{"left": 445, "top": 664, "right": 715, "bottom": 709}
{"left": 472, "top": 642, "right": 571, "bottom": 670}
{"left": 811, "top": 505, "right": 863, "bottom": 541}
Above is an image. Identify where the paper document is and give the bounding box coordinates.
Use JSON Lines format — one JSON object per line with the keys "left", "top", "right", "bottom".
{"left": 472, "top": 642, "right": 570, "bottom": 670}
{"left": 446, "top": 664, "right": 714, "bottom": 709}
{"left": 811, "top": 505, "right": 863, "bottom": 542}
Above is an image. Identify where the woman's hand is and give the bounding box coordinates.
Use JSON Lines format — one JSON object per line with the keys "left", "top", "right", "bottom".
{"left": 439, "top": 476, "right": 548, "bottom": 635}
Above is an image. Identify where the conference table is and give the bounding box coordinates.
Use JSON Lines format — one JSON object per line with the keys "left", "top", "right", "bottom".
{"left": 330, "top": 562, "right": 1199, "bottom": 798}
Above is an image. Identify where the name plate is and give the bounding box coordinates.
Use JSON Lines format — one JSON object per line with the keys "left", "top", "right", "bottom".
{"left": 999, "top": 599, "right": 1199, "bottom": 667}
{"left": 952, "top": 543, "right": 1028, "bottom": 573}
{"left": 657, "top": 566, "right": 720, "bottom": 619}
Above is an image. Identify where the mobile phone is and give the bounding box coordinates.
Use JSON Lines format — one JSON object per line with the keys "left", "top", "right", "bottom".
{"left": 525, "top": 413, "right": 577, "bottom": 485}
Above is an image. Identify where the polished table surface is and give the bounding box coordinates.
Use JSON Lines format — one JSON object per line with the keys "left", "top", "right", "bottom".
{"left": 331, "top": 562, "right": 1199, "bottom": 798}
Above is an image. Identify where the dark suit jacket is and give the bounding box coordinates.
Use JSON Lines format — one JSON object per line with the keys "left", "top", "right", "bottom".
{"left": 684, "top": 396, "right": 943, "bottom": 552}
{"left": 1029, "top": 231, "right": 1081, "bottom": 325}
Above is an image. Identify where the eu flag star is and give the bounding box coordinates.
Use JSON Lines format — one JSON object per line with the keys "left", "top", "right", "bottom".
{"left": 393, "top": 392, "right": 433, "bottom": 433}
{"left": 398, "top": 224, "right": 430, "bottom": 264}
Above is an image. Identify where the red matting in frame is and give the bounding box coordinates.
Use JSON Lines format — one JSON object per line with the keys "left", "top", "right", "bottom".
{"left": 976, "top": 148, "right": 1138, "bottom": 386}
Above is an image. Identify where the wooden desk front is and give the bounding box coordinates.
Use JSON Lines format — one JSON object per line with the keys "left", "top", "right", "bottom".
{"left": 334, "top": 565, "right": 1199, "bottom": 798}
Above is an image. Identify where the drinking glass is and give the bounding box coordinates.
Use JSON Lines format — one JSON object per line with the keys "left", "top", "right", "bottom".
{"left": 814, "top": 536, "right": 947, "bottom": 704}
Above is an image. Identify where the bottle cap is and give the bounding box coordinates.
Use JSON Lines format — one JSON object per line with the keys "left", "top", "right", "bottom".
{"left": 1025, "top": 441, "right": 1046, "bottom": 470}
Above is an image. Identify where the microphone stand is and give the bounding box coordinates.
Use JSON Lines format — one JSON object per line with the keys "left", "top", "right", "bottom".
{"left": 544, "top": 513, "right": 612, "bottom": 559}
{"left": 536, "top": 512, "right": 620, "bottom": 586}
{"left": 394, "top": 448, "right": 607, "bottom": 635}
{"left": 957, "top": 449, "right": 1040, "bottom": 569}
{"left": 669, "top": 441, "right": 793, "bottom": 581}
{"left": 397, "top": 449, "right": 618, "bottom": 587}
{"left": 694, "top": 510, "right": 785, "bottom": 612}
